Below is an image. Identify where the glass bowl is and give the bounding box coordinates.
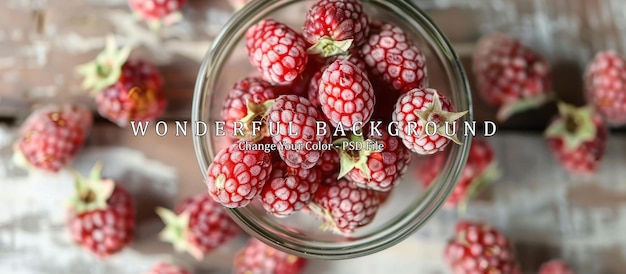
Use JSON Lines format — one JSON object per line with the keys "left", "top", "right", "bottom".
{"left": 192, "top": 0, "right": 472, "bottom": 260}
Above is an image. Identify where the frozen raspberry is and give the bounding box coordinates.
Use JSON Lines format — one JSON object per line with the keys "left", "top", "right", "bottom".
{"left": 205, "top": 141, "right": 273, "bottom": 208}
{"left": 303, "top": 0, "right": 369, "bottom": 57}
{"left": 266, "top": 95, "right": 331, "bottom": 169}
{"left": 306, "top": 178, "right": 381, "bottom": 235}
{"left": 417, "top": 138, "right": 500, "bottom": 209}
{"left": 308, "top": 53, "right": 367, "bottom": 108}
{"left": 221, "top": 77, "right": 277, "bottom": 141}
{"left": 233, "top": 238, "right": 308, "bottom": 274}
{"left": 335, "top": 130, "right": 411, "bottom": 192}
{"left": 392, "top": 88, "right": 468, "bottom": 155}
{"left": 360, "top": 21, "right": 428, "bottom": 93}
{"left": 584, "top": 50, "right": 626, "bottom": 126}
{"left": 246, "top": 19, "right": 309, "bottom": 84}
{"left": 545, "top": 102, "right": 608, "bottom": 176}
{"left": 444, "top": 220, "right": 520, "bottom": 274}
{"left": 538, "top": 259, "right": 575, "bottom": 274}
{"left": 318, "top": 59, "right": 375, "bottom": 131}
{"left": 156, "top": 193, "right": 240, "bottom": 260}
{"left": 260, "top": 162, "right": 322, "bottom": 217}
{"left": 473, "top": 33, "right": 553, "bottom": 121}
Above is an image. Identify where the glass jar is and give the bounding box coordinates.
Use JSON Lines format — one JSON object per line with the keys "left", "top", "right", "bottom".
{"left": 192, "top": 0, "right": 472, "bottom": 260}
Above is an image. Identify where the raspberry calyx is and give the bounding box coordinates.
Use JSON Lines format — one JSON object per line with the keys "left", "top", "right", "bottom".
{"left": 76, "top": 35, "right": 133, "bottom": 95}
{"left": 155, "top": 207, "right": 204, "bottom": 260}
{"left": 67, "top": 162, "right": 115, "bottom": 214}
{"left": 333, "top": 132, "right": 384, "bottom": 180}
{"left": 307, "top": 36, "right": 354, "bottom": 58}
{"left": 236, "top": 99, "right": 276, "bottom": 141}
{"left": 413, "top": 92, "right": 468, "bottom": 145}
{"left": 544, "top": 102, "right": 597, "bottom": 152}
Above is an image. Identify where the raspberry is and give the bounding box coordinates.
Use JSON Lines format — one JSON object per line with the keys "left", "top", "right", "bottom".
{"left": 417, "top": 138, "right": 500, "bottom": 209}
{"left": 318, "top": 59, "right": 375, "bottom": 130}
{"left": 360, "top": 21, "right": 428, "bottom": 93}
{"left": 233, "top": 238, "right": 308, "bottom": 274}
{"left": 392, "top": 88, "right": 468, "bottom": 154}
{"left": 444, "top": 220, "right": 520, "bottom": 274}
{"left": 266, "top": 95, "right": 331, "bottom": 169}
{"left": 545, "top": 102, "right": 608, "bottom": 176}
{"left": 221, "top": 77, "right": 277, "bottom": 141}
{"left": 128, "top": 0, "right": 186, "bottom": 29}
{"left": 12, "top": 104, "right": 92, "bottom": 173}
{"left": 306, "top": 178, "right": 381, "bottom": 235}
{"left": 156, "top": 193, "right": 240, "bottom": 260}
{"left": 472, "top": 33, "right": 553, "bottom": 121}
{"left": 584, "top": 50, "right": 626, "bottom": 126}
{"left": 246, "top": 19, "right": 309, "bottom": 84}
{"left": 538, "top": 259, "right": 575, "bottom": 274}
{"left": 303, "top": 0, "right": 370, "bottom": 57}
{"left": 335, "top": 130, "right": 411, "bottom": 192}
{"left": 205, "top": 141, "right": 273, "bottom": 208}
{"left": 260, "top": 162, "right": 322, "bottom": 217}
{"left": 308, "top": 53, "right": 367, "bottom": 108}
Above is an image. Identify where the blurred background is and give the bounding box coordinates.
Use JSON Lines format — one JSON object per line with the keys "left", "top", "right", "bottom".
{"left": 0, "top": 0, "right": 625, "bottom": 273}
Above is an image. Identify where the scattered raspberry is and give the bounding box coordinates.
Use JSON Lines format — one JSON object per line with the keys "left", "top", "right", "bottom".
{"left": 12, "top": 104, "right": 92, "bottom": 173}
{"left": 360, "top": 21, "right": 428, "bottom": 93}
{"left": 260, "top": 162, "right": 322, "bottom": 217}
{"left": 472, "top": 33, "right": 553, "bottom": 121}
{"left": 444, "top": 220, "right": 520, "bottom": 274}
{"left": 303, "top": 0, "right": 370, "bottom": 57}
{"left": 538, "top": 259, "right": 575, "bottom": 274}
{"left": 205, "top": 141, "right": 273, "bottom": 208}
{"left": 306, "top": 178, "right": 381, "bottom": 234}
{"left": 128, "top": 0, "right": 186, "bottom": 28}
{"left": 318, "top": 58, "right": 375, "bottom": 130}
{"left": 545, "top": 102, "right": 608, "bottom": 175}
{"left": 156, "top": 193, "right": 239, "bottom": 260}
{"left": 233, "top": 238, "right": 308, "bottom": 274}
{"left": 266, "top": 95, "right": 331, "bottom": 169}
{"left": 392, "top": 88, "right": 468, "bottom": 155}
{"left": 77, "top": 36, "right": 167, "bottom": 127}
{"left": 246, "top": 19, "right": 309, "bottom": 84}
{"left": 67, "top": 163, "right": 135, "bottom": 258}
{"left": 584, "top": 50, "right": 626, "bottom": 126}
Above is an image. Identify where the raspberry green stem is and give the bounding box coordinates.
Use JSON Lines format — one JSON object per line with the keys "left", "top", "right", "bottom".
{"left": 307, "top": 36, "right": 353, "bottom": 58}
{"left": 414, "top": 92, "right": 468, "bottom": 145}
{"left": 237, "top": 99, "right": 275, "bottom": 142}
{"left": 76, "top": 35, "right": 133, "bottom": 95}
{"left": 544, "top": 102, "right": 597, "bottom": 152}
{"left": 306, "top": 202, "right": 342, "bottom": 235}
{"left": 156, "top": 207, "right": 204, "bottom": 261}
{"left": 497, "top": 92, "right": 555, "bottom": 122}
{"left": 67, "top": 161, "right": 115, "bottom": 214}
{"left": 457, "top": 161, "right": 501, "bottom": 216}
{"left": 333, "top": 132, "right": 381, "bottom": 180}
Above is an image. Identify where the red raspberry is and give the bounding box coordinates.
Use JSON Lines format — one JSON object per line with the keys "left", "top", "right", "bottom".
{"left": 472, "top": 33, "right": 553, "bottom": 121}
{"left": 319, "top": 59, "right": 375, "bottom": 130}
{"left": 128, "top": 0, "right": 186, "bottom": 28}
{"left": 221, "top": 77, "right": 278, "bottom": 141}
{"left": 417, "top": 138, "right": 500, "bottom": 209}
{"left": 77, "top": 36, "right": 167, "bottom": 127}
{"left": 360, "top": 21, "right": 428, "bottom": 93}
{"left": 309, "top": 53, "right": 368, "bottom": 108}
{"left": 156, "top": 193, "right": 240, "bottom": 260}
{"left": 392, "top": 88, "right": 468, "bottom": 155}
{"left": 205, "top": 141, "right": 273, "bottom": 208}
{"left": 233, "top": 238, "right": 308, "bottom": 274}
{"left": 67, "top": 163, "right": 135, "bottom": 258}
{"left": 147, "top": 261, "right": 192, "bottom": 274}
{"left": 12, "top": 104, "right": 92, "bottom": 173}
{"left": 336, "top": 130, "right": 411, "bottom": 192}
{"left": 260, "top": 162, "right": 322, "bottom": 217}
{"left": 584, "top": 50, "right": 626, "bottom": 126}
{"left": 266, "top": 95, "right": 331, "bottom": 169}
{"left": 306, "top": 178, "right": 381, "bottom": 235}
{"left": 538, "top": 259, "right": 575, "bottom": 274}
{"left": 444, "top": 220, "right": 520, "bottom": 274}
{"left": 303, "top": 0, "right": 370, "bottom": 57}
{"left": 545, "top": 102, "right": 608, "bottom": 176}
{"left": 246, "top": 19, "right": 309, "bottom": 85}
